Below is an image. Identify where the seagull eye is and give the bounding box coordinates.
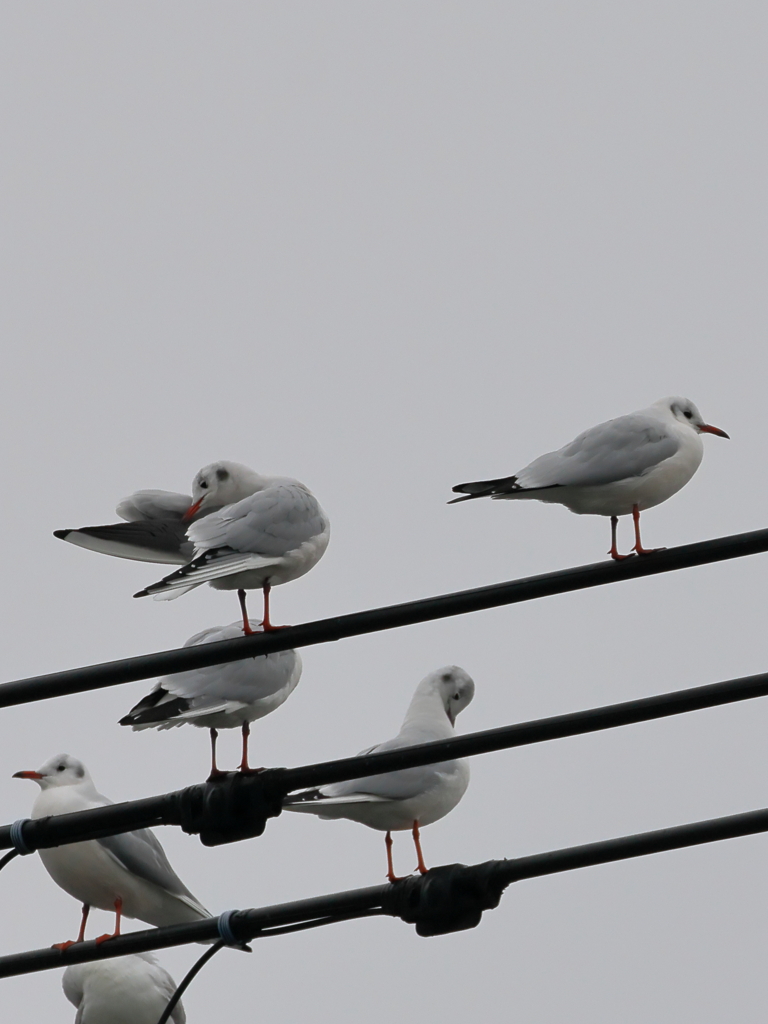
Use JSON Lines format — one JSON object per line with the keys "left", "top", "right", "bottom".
{"left": 199, "top": 481, "right": 208, "bottom": 489}
{"left": 56, "top": 764, "right": 65, "bottom": 772}
{"left": 453, "top": 693, "right": 460, "bottom": 701}
{"left": 684, "top": 410, "right": 693, "bottom": 419}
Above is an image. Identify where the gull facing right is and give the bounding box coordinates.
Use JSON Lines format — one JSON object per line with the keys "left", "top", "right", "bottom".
{"left": 283, "top": 666, "right": 474, "bottom": 881}
{"left": 451, "top": 396, "right": 729, "bottom": 559}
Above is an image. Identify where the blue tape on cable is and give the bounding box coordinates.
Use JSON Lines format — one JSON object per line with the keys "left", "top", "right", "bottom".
{"left": 217, "top": 910, "right": 240, "bottom": 947}
{"left": 9, "top": 819, "right": 33, "bottom": 856}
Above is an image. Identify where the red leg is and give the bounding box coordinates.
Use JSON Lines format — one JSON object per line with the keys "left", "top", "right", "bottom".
{"left": 609, "top": 515, "right": 633, "bottom": 561}
{"left": 208, "top": 728, "right": 226, "bottom": 780}
{"left": 239, "top": 722, "right": 251, "bottom": 772}
{"left": 238, "top": 590, "right": 254, "bottom": 635}
{"left": 632, "top": 504, "right": 665, "bottom": 555}
{"left": 412, "top": 821, "right": 428, "bottom": 875}
{"left": 95, "top": 898, "right": 123, "bottom": 944}
{"left": 385, "top": 831, "right": 404, "bottom": 883}
{"left": 52, "top": 903, "right": 90, "bottom": 950}
{"left": 262, "top": 582, "right": 274, "bottom": 631}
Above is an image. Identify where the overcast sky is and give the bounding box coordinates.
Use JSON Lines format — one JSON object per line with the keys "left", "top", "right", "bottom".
{"left": 1, "top": 3, "right": 767, "bottom": 1021}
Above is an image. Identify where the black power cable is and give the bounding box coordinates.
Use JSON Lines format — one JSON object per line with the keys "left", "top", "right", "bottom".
{"left": 2, "top": 804, "right": 767, "bottom": 980}
{"left": 3, "top": 666, "right": 768, "bottom": 853}
{"left": 0, "top": 526, "right": 766, "bottom": 708}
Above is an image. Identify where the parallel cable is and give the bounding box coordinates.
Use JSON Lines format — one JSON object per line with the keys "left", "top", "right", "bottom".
{"left": 1, "top": 527, "right": 767, "bottom": 708}
{"left": 2, "top": 805, "right": 767, "bottom": 979}
{"left": 2, "top": 666, "right": 768, "bottom": 853}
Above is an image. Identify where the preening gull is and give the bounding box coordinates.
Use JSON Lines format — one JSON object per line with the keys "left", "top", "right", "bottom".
{"left": 13, "top": 754, "right": 210, "bottom": 947}
{"left": 120, "top": 619, "right": 302, "bottom": 775}
{"left": 451, "top": 397, "right": 729, "bottom": 559}
{"left": 284, "top": 667, "right": 474, "bottom": 881}
{"left": 54, "top": 461, "right": 263, "bottom": 566}
{"left": 133, "top": 470, "right": 329, "bottom": 631}
{"left": 62, "top": 952, "right": 186, "bottom": 1024}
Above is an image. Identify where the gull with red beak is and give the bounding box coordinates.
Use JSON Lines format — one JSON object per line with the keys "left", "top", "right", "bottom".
{"left": 451, "top": 396, "right": 729, "bottom": 559}
{"left": 53, "top": 461, "right": 330, "bottom": 630}
{"left": 53, "top": 461, "right": 260, "bottom": 566}
{"left": 283, "top": 667, "right": 474, "bottom": 882}
{"left": 133, "top": 466, "right": 330, "bottom": 631}
{"left": 13, "top": 754, "right": 210, "bottom": 948}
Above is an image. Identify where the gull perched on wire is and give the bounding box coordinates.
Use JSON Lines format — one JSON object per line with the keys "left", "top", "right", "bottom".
{"left": 13, "top": 754, "right": 210, "bottom": 947}
{"left": 450, "top": 397, "right": 729, "bottom": 559}
{"left": 283, "top": 667, "right": 474, "bottom": 881}
{"left": 132, "top": 464, "right": 330, "bottom": 631}
{"left": 120, "top": 619, "right": 302, "bottom": 775}
{"left": 55, "top": 460, "right": 330, "bottom": 631}
{"left": 63, "top": 953, "right": 186, "bottom": 1024}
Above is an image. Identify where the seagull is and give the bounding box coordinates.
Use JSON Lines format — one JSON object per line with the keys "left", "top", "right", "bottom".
{"left": 13, "top": 754, "right": 210, "bottom": 947}
{"left": 132, "top": 469, "right": 330, "bottom": 631}
{"left": 54, "top": 461, "right": 264, "bottom": 566}
{"left": 283, "top": 667, "right": 474, "bottom": 881}
{"left": 450, "top": 397, "right": 729, "bottom": 559}
{"left": 120, "top": 619, "right": 302, "bottom": 775}
{"left": 62, "top": 953, "right": 186, "bottom": 1024}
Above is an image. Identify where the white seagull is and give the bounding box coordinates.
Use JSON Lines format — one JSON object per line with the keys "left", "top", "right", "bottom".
{"left": 62, "top": 953, "right": 186, "bottom": 1024}
{"left": 54, "top": 460, "right": 330, "bottom": 630}
{"left": 134, "top": 467, "right": 329, "bottom": 630}
{"left": 283, "top": 667, "right": 474, "bottom": 881}
{"left": 450, "top": 397, "right": 729, "bottom": 559}
{"left": 13, "top": 754, "right": 210, "bottom": 947}
{"left": 120, "top": 619, "right": 302, "bottom": 775}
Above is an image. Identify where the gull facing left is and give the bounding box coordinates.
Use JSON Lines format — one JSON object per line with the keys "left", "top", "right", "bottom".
{"left": 13, "top": 754, "right": 210, "bottom": 946}
{"left": 283, "top": 666, "right": 474, "bottom": 881}
{"left": 451, "top": 396, "right": 729, "bottom": 559}
{"left": 134, "top": 467, "right": 330, "bottom": 630}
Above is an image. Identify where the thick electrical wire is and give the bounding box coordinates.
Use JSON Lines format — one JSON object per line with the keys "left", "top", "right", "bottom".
{"left": 2, "top": 803, "right": 768, "bottom": 980}
{"left": 1, "top": 526, "right": 767, "bottom": 709}
{"left": 3, "top": 665, "right": 768, "bottom": 855}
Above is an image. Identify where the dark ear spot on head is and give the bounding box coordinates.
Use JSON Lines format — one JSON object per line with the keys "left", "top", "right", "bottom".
{"left": 75, "top": 765, "right": 84, "bottom": 777}
{"left": 216, "top": 468, "right": 230, "bottom": 481}
{"left": 441, "top": 672, "right": 453, "bottom": 683}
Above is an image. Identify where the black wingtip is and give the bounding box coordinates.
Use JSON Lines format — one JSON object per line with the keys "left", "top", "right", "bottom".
{"left": 53, "top": 529, "right": 71, "bottom": 540}
{"left": 133, "top": 589, "right": 150, "bottom": 598}
{"left": 447, "top": 493, "right": 478, "bottom": 504}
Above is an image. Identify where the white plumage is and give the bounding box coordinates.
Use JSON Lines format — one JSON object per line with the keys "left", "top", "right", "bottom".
{"left": 62, "top": 953, "right": 185, "bottom": 1024}
{"left": 284, "top": 667, "right": 474, "bottom": 879}
{"left": 451, "top": 396, "right": 729, "bottom": 558}
{"left": 14, "top": 755, "right": 210, "bottom": 943}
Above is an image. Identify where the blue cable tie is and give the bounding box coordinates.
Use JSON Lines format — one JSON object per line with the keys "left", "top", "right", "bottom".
{"left": 9, "top": 819, "right": 33, "bottom": 856}
{"left": 217, "top": 910, "right": 240, "bottom": 947}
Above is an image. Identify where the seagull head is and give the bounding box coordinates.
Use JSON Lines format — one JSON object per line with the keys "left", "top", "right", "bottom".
{"left": 184, "top": 461, "right": 265, "bottom": 519}
{"left": 13, "top": 753, "right": 92, "bottom": 790}
{"left": 660, "top": 397, "right": 729, "bottom": 439}
{"left": 425, "top": 666, "right": 475, "bottom": 726}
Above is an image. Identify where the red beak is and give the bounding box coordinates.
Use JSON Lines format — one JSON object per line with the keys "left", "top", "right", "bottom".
{"left": 12, "top": 770, "right": 43, "bottom": 780}
{"left": 699, "top": 424, "right": 730, "bottom": 439}
{"left": 182, "top": 498, "right": 204, "bottom": 521}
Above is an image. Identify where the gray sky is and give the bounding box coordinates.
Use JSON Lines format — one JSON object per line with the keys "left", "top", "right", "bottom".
{"left": 1, "top": 3, "right": 767, "bottom": 1021}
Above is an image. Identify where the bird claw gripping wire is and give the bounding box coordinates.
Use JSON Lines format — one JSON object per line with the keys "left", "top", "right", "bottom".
{"left": 175, "top": 770, "right": 288, "bottom": 846}
{"left": 383, "top": 861, "right": 508, "bottom": 937}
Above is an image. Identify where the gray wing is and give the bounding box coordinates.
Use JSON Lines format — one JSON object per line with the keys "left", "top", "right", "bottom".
{"left": 97, "top": 828, "right": 202, "bottom": 904}
{"left": 116, "top": 490, "right": 193, "bottom": 522}
{"left": 516, "top": 413, "right": 680, "bottom": 489}
{"left": 322, "top": 735, "right": 457, "bottom": 802}
{"left": 54, "top": 520, "right": 195, "bottom": 564}
{"left": 188, "top": 483, "right": 328, "bottom": 557}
